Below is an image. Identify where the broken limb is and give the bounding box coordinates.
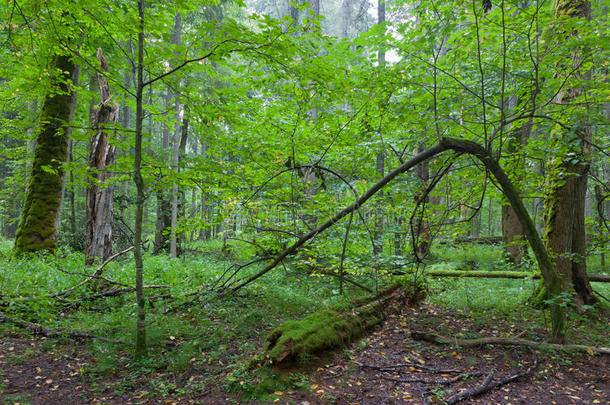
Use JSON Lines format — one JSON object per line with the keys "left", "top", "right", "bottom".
{"left": 411, "top": 331, "right": 610, "bottom": 355}
{"left": 228, "top": 138, "right": 567, "bottom": 342}
{"left": 0, "top": 312, "right": 130, "bottom": 345}
{"left": 353, "top": 360, "right": 477, "bottom": 375}
{"left": 381, "top": 372, "right": 484, "bottom": 385}
{"left": 443, "top": 350, "right": 538, "bottom": 404}
{"left": 51, "top": 242, "right": 142, "bottom": 298}
{"left": 229, "top": 143, "right": 450, "bottom": 293}
{"left": 422, "top": 269, "right": 610, "bottom": 282}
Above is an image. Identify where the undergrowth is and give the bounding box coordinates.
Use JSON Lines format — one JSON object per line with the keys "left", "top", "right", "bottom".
{"left": 0, "top": 238, "right": 608, "bottom": 402}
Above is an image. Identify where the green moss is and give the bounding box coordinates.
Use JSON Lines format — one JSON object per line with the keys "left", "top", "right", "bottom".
{"left": 14, "top": 53, "right": 75, "bottom": 255}
{"left": 265, "top": 309, "right": 371, "bottom": 363}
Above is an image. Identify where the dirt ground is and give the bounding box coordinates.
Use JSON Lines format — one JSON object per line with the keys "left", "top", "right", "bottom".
{"left": 1, "top": 303, "right": 608, "bottom": 404}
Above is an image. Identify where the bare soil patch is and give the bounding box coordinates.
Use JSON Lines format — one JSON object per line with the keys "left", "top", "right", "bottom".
{"left": 1, "top": 303, "right": 608, "bottom": 404}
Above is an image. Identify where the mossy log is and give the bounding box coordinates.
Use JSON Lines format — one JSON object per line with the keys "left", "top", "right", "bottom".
{"left": 425, "top": 270, "right": 610, "bottom": 282}
{"left": 265, "top": 283, "right": 420, "bottom": 364}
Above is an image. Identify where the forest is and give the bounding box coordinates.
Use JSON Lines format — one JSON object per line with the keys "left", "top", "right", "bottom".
{"left": 0, "top": 0, "right": 608, "bottom": 403}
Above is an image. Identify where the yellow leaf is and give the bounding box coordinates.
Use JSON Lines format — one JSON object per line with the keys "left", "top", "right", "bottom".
{"left": 274, "top": 391, "right": 283, "bottom": 396}
{"left": 310, "top": 384, "right": 318, "bottom": 389}
{"left": 417, "top": 359, "right": 425, "bottom": 364}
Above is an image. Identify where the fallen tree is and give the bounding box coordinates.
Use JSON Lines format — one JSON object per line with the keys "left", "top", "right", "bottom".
{"left": 411, "top": 331, "right": 610, "bottom": 355}
{"left": 423, "top": 269, "right": 610, "bottom": 282}
{"left": 264, "top": 280, "right": 424, "bottom": 364}
{"left": 228, "top": 137, "right": 569, "bottom": 342}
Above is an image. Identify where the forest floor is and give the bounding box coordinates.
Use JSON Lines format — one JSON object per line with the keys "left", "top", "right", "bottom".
{"left": 1, "top": 301, "right": 608, "bottom": 405}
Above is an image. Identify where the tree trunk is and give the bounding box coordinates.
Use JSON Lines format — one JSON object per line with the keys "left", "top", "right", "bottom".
{"left": 501, "top": 96, "right": 532, "bottom": 265}
{"left": 378, "top": 0, "right": 385, "bottom": 63}
{"left": 341, "top": 0, "right": 351, "bottom": 39}
{"left": 169, "top": 13, "right": 183, "bottom": 259}
{"left": 373, "top": 151, "right": 384, "bottom": 255}
{"left": 14, "top": 53, "right": 76, "bottom": 254}
{"left": 85, "top": 49, "right": 118, "bottom": 265}
{"left": 542, "top": 0, "right": 596, "bottom": 306}
{"left": 413, "top": 143, "right": 431, "bottom": 259}
{"left": 153, "top": 87, "right": 173, "bottom": 254}
{"left": 265, "top": 283, "right": 421, "bottom": 364}
{"left": 372, "top": 0, "right": 386, "bottom": 256}
{"left": 134, "top": 0, "right": 146, "bottom": 359}
{"left": 199, "top": 140, "right": 210, "bottom": 240}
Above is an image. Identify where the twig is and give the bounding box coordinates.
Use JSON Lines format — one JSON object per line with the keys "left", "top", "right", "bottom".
{"left": 51, "top": 243, "right": 139, "bottom": 298}
{"left": 443, "top": 349, "right": 538, "bottom": 404}
{"left": 354, "top": 360, "right": 472, "bottom": 375}
{"left": 444, "top": 371, "right": 495, "bottom": 404}
{"left": 381, "top": 372, "right": 483, "bottom": 385}
{"left": 0, "top": 312, "right": 130, "bottom": 346}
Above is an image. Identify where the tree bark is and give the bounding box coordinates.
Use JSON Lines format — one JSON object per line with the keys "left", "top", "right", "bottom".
{"left": 341, "top": 0, "right": 351, "bottom": 39}
{"left": 85, "top": 49, "right": 118, "bottom": 265}
{"left": 413, "top": 143, "right": 431, "bottom": 258}
{"left": 133, "top": 0, "right": 147, "bottom": 360}
{"left": 153, "top": 87, "right": 173, "bottom": 254}
{"left": 14, "top": 53, "right": 76, "bottom": 254}
{"left": 169, "top": 13, "right": 183, "bottom": 259}
{"left": 542, "top": 0, "right": 595, "bottom": 306}
{"left": 501, "top": 96, "right": 532, "bottom": 265}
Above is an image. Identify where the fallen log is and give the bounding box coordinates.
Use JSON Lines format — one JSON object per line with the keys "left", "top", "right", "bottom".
{"left": 411, "top": 331, "right": 610, "bottom": 355}
{"left": 424, "top": 270, "right": 610, "bottom": 283}
{"left": 265, "top": 282, "right": 423, "bottom": 364}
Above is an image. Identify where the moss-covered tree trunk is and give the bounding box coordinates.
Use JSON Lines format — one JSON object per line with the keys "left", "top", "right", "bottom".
{"left": 265, "top": 283, "right": 420, "bottom": 364}
{"left": 85, "top": 49, "right": 118, "bottom": 265}
{"left": 541, "top": 0, "right": 596, "bottom": 306}
{"left": 14, "top": 54, "right": 76, "bottom": 254}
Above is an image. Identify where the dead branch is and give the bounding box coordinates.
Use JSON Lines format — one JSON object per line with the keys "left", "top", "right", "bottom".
{"left": 411, "top": 331, "right": 610, "bottom": 355}
{"left": 228, "top": 143, "right": 450, "bottom": 293}
{"left": 443, "top": 349, "right": 538, "bottom": 404}
{"left": 313, "top": 268, "right": 373, "bottom": 293}
{"left": 0, "top": 312, "right": 130, "bottom": 346}
{"left": 444, "top": 371, "right": 495, "bottom": 404}
{"left": 381, "top": 372, "right": 483, "bottom": 385}
{"left": 51, "top": 243, "right": 139, "bottom": 298}
{"left": 353, "top": 360, "right": 474, "bottom": 375}
{"left": 423, "top": 269, "right": 610, "bottom": 282}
